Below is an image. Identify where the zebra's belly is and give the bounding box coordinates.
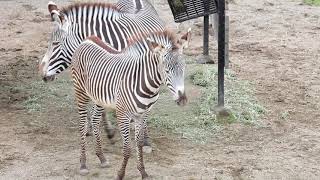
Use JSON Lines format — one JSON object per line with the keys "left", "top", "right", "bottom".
{"left": 87, "top": 93, "right": 116, "bottom": 110}
{"left": 102, "top": 103, "right": 116, "bottom": 110}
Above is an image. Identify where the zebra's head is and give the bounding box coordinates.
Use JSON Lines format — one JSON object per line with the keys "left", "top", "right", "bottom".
{"left": 39, "top": 1, "right": 70, "bottom": 82}
{"left": 147, "top": 29, "right": 191, "bottom": 106}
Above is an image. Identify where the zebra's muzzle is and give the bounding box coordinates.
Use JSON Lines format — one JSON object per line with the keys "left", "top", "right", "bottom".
{"left": 42, "top": 75, "right": 55, "bottom": 82}
{"left": 176, "top": 91, "right": 187, "bottom": 106}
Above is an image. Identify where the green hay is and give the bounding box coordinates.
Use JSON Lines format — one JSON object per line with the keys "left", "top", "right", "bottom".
{"left": 18, "top": 61, "right": 264, "bottom": 143}
{"left": 14, "top": 78, "right": 74, "bottom": 113}
{"left": 149, "top": 64, "right": 265, "bottom": 142}
{"left": 190, "top": 65, "right": 265, "bottom": 125}
{"left": 304, "top": 0, "right": 320, "bottom": 6}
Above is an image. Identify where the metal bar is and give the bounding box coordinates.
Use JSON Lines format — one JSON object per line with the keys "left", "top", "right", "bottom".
{"left": 203, "top": 15, "right": 209, "bottom": 56}
{"left": 217, "top": 0, "right": 225, "bottom": 107}
{"left": 225, "top": 15, "right": 229, "bottom": 69}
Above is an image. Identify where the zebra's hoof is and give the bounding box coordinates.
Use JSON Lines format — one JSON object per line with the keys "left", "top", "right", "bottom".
{"left": 100, "top": 161, "right": 110, "bottom": 168}
{"left": 110, "top": 138, "right": 116, "bottom": 144}
{"left": 142, "top": 172, "right": 150, "bottom": 179}
{"left": 142, "top": 145, "right": 152, "bottom": 153}
{"left": 79, "top": 168, "right": 89, "bottom": 176}
{"left": 115, "top": 175, "right": 124, "bottom": 180}
{"left": 143, "top": 176, "right": 153, "bottom": 180}
{"left": 86, "top": 132, "right": 93, "bottom": 136}
{"left": 106, "top": 128, "right": 116, "bottom": 139}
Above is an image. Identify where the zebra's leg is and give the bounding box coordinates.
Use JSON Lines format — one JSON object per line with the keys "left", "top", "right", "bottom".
{"left": 132, "top": 115, "right": 152, "bottom": 153}
{"left": 142, "top": 111, "right": 152, "bottom": 153}
{"left": 85, "top": 105, "right": 93, "bottom": 136}
{"left": 142, "top": 122, "right": 152, "bottom": 153}
{"left": 116, "top": 113, "right": 131, "bottom": 180}
{"left": 135, "top": 117, "right": 149, "bottom": 179}
{"left": 77, "top": 103, "right": 90, "bottom": 175}
{"left": 91, "top": 105, "right": 109, "bottom": 168}
{"left": 102, "top": 110, "right": 116, "bottom": 140}
{"left": 74, "top": 83, "right": 91, "bottom": 175}
{"left": 85, "top": 119, "right": 93, "bottom": 136}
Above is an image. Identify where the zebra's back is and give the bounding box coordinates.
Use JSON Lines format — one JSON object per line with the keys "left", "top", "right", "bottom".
{"left": 72, "top": 39, "right": 142, "bottom": 110}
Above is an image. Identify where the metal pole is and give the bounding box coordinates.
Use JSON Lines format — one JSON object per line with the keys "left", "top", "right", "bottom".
{"left": 203, "top": 15, "right": 209, "bottom": 56}
{"left": 218, "top": 0, "right": 225, "bottom": 107}
{"left": 225, "top": 16, "right": 229, "bottom": 69}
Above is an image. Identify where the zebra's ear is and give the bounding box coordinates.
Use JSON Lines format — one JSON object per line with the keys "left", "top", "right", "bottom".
{"left": 134, "top": 0, "right": 143, "bottom": 12}
{"left": 146, "top": 38, "right": 165, "bottom": 54}
{"left": 178, "top": 28, "right": 192, "bottom": 49}
{"left": 48, "top": 1, "right": 58, "bottom": 14}
{"left": 48, "top": 1, "right": 64, "bottom": 24}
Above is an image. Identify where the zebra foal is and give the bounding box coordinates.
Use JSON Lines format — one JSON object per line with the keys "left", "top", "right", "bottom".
{"left": 71, "top": 30, "right": 190, "bottom": 179}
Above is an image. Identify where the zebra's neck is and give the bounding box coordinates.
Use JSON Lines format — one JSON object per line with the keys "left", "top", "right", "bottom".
{"left": 130, "top": 42, "right": 164, "bottom": 93}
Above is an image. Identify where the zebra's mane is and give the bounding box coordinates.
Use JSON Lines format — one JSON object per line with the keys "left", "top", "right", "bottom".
{"left": 61, "top": 2, "right": 120, "bottom": 15}
{"left": 127, "top": 30, "right": 179, "bottom": 50}
{"left": 87, "top": 36, "right": 120, "bottom": 54}
{"left": 86, "top": 30, "right": 178, "bottom": 54}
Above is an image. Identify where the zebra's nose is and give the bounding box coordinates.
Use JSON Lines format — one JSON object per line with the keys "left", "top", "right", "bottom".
{"left": 176, "top": 90, "right": 187, "bottom": 106}
{"left": 42, "top": 76, "right": 48, "bottom": 82}
{"left": 42, "top": 75, "right": 55, "bottom": 82}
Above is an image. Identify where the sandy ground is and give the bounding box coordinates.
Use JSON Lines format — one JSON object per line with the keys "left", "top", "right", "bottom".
{"left": 1, "top": 0, "right": 320, "bottom": 179}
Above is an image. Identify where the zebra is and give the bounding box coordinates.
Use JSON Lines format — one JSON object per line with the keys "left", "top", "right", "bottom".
{"left": 39, "top": 0, "right": 165, "bottom": 149}
{"left": 40, "top": 0, "right": 164, "bottom": 80}
{"left": 69, "top": 30, "right": 190, "bottom": 178}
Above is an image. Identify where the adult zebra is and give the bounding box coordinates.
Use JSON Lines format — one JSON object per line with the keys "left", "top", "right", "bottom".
{"left": 71, "top": 31, "right": 188, "bottom": 178}
{"left": 40, "top": 0, "right": 164, "bottom": 79}
{"left": 39, "top": 0, "right": 165, "bottom": 149}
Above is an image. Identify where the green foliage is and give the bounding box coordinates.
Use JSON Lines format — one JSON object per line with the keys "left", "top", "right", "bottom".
{"left": 172, "top": 0, "right": 185, "bottom": 12}
{"left": 304, "top": 0, "right": 320, "bottom": 6}
{"left": 173, "top": 0, "right": 184, "bottom": 7}
{"left": 280, "top": 111, "right": 290, "bottom": 120}
{"left": 190, "top": 70, "right": 210, "bottom": 87}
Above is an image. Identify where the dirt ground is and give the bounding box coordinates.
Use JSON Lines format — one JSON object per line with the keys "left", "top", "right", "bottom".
{"left": 1, "top": 0, "right": 320, "bottom": 179}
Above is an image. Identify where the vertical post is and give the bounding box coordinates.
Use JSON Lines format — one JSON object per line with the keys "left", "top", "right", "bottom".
{"left": 196, "top": 0, "right": 213, "bottom": 64}
{"left": 217, "top": 0, "right": 225, "bottom": 107}
{"left": 225, "top": 16, "right": 229, "bottom": 69}
{"left": 203, "top": 15, "right": 209, "bottom": 56}
{"left": 197, "top": 14, "right": 213, "bottom": 64}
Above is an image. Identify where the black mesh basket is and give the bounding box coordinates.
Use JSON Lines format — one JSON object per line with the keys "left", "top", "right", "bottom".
{"left": 168, "top": 0, "right": 218, "bottom": 23}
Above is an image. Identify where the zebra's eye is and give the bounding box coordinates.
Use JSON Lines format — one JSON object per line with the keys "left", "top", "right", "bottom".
{"left": 52, "top": 42, "right": 59, "bottom": 46}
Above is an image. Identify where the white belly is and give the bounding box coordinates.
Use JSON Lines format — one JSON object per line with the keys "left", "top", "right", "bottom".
{"left": 103, "top": 103, "right": 116, "bottom": 110}
{"left": 89, "top": 94, "right": 116, "bottom": 110}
